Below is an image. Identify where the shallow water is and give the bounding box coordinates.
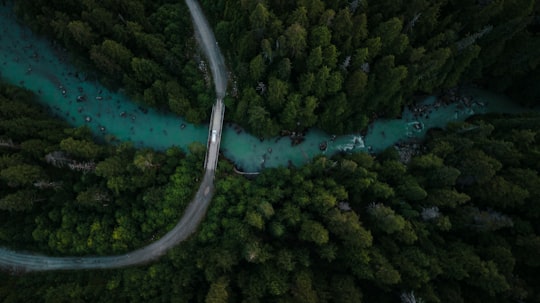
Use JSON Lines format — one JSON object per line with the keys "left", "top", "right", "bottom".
{"left": 0, "top": 4, "right": 532, "bottom": 172}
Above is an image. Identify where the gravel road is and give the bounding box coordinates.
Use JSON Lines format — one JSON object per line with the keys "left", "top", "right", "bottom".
{"left": 0, "top": 0, "right": 227, "bottom": 273}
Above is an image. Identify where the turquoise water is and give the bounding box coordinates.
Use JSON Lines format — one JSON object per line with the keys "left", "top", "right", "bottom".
{"left": 0, "top": 4, "right": 532, "bottom": 172}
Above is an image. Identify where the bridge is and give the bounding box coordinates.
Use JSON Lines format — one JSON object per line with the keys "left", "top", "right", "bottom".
{"left": 204, "top": 98, "right": 225, "bottom": 172}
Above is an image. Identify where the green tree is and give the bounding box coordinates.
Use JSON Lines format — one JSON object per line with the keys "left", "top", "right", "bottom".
{"left": 67, "top": 20, "right": 96, "bottom": 47}
{"left": 100, "top": 39, "right": 133, "bottom": 69}
{"left": 20, "top": 139, "right": 48, "bottom": 158}
{"left": 299, "top": 96, "right": 318, "bottom": 127}
{"left": 60, "top": 137, "right": 102, "bottom": 160}
{"left": 0, "top": 189, "right": 40, "bottom": 211}
{"left": 327, "top": 71, "right": 343, "bottom": 94}
{"left": 456, "top": 149, "right": 502, "bottom": 185}
{"left": 367, "top": 203, "right": 406, "bottom": 234}
{"left": 133, "top": 150, "right": 159, "bottom": 172}
{"left": 325, "top": 208, "right": 373, "bottom": 248}
{"left": 279, "top": 94, "right": 301, "bottom": 130}
{"left": 249, "top": 54, "right": 266, "bottom": 80}
{"left": 250, "top": 3, "right": 270, "bottom": 30}
{"left": 248, "top": 106, "right": 272, "bottom": 136}
{"left": 297, "top": 0, "right": 325, "bottom": 21}
{"left": 131, "top": 57, "right": 163, "bottom": 85}
{"left": 410, "top": 47, "right": 452, "bottom": 92}
{"left": 319, "top": 9, "right": 336, "bottom": 26}
{"left": 90, "top": 46, "right": 124, "bottom": 80}
{"left": 426, "top": 165, "right": 461, "bottom": 188}
{"left": 472, "top": 176, "right": 529, "bottom": 209}
{"left": 205, "top": 276, "right": 230, "bottom": 303}
{"left": 292, "top": 270, "right": 319, "bottom": 302}
{"left": 82, "top": 7, "right": 114, "bottom": 34}
{"left": 306, "top": 46, "right": 323, "bottom": 71}
{"left": 371, "top": 250, "right": 402, "bottom": 285}
{"left": 352, "top": 13, "right": 369, "bottom": 45}
{"left": 76, "top": 186, "right": 110, "bottom": 208}
{"left": 299, "top": 72, "right": 315, "bottom": 95}
{"left": 235, "top": 87, "right": 261, "bottom": 123}
{"left": 366, "top": 37, "right": 382, "bottom": 60}
{"left": 363, "top": 55, "right": 407, "bottom": 115}
{"left": 322, "top": 44, "right": 339, "bottom": 68}
{"left": 299, "top": 220, "right": 329, "bottom": 245}
{"left": 332, "top": 8, "right": 353, "bottom": 47}
{"left": 285, "top": 23, "right": 307, "bottom": 58}
{"left": 246, "top": 210, "right": 264, "bottom": 230}
{"left": 425, "top": 189, "right": 471, "bottom": 208}
{"left": 309, "top": 25, "right": 331, "bottom": 47}
{"left": 330, "top": 275, "right": 363, "bottom": 303}
{"left": 0, "top": 164, "right": 43, "bottom": 187}
{"left": 346, "top": 69, "right": 368, "bottom": 100}
{"left": 267, "top": 77, "right": 288, "bottom": 112}
{"left": 397, "top": 178, "right": 427, "bottom": 201}
{"left": 275, "top": 57, "right": 292, "bottom": 80}
{"left": 372, "top": 17, "right": 409, "bottom": 55}
{"left": 167, "top": 81, "right": 190, "bottom": 115}
{"left": 288, "top": 6, "right": 309, "bottom": 28}
{"left": 95, "top": 156, "right": 127, "bottom": 179}
{"left": 313, "top": 66, "right": 330, "bottom": 98}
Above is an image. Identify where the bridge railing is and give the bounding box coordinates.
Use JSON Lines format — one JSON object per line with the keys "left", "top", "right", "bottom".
{"left": 203, "top": 100, "right": 225, "bottom": 172}
{"left": 214, "top": 100, "right": 225, "bottom": 169}
{"left": 204, "top": 103, "right": 217, "bottom": 169}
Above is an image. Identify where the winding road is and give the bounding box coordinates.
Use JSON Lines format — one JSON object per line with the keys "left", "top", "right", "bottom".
{"left": 0, "top": 0, "right": 227, "bottom": 273}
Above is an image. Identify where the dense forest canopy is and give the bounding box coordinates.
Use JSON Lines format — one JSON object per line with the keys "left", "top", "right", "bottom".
{"left": 11, "top": 0, "right": 540, "bottom": 136}
{"left": 1, "top": 0, "right": 540, "bottom": 302}
{"left": 1, "top": 84, "right": 540, "bottom": 302}
{"left": 0, "top": 83, "right": 203, "bottom": 255}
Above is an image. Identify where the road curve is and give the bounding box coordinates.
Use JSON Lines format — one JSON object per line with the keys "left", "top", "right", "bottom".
{"left": 186, "top": 0, "right": 228, "bottom": 98}
{"left": 0, "top": 0, "right": 227, "bottom": 273}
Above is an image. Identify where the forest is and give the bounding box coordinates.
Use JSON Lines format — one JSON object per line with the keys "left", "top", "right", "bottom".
{"left": 11, "top": 0, "right": 540, "bottom": 136}
{"left": 0, "top": 83, "right": 203, "bottom": 254}
{"left": 1, "top": 83, "right": 540, "bottom": 302}
{"left": 1, "top": 0, "right": 540, "bottom": 302}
